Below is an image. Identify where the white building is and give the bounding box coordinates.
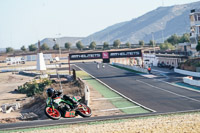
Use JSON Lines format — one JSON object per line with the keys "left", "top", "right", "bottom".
{"left": 26, "top": 54, "right": 52, "bottom": 61}
{"left": 6, "top": 57, "right": 25, "bottom": 65}
{"left": 190, "top": 9, "right": 200, "bottom": 50}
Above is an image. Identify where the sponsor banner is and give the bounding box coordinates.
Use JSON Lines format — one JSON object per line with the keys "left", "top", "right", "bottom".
{"left": 109, "top": 50, "right": 142, "bottom": 58}
{"left": 69, "top": 52, "right": 102, "bottom": 60}
{"left": 69, "top": 50, "right": 142, "bottom": 60}
{"left": 102, "top": 52, "right": 109, "bottom": 59}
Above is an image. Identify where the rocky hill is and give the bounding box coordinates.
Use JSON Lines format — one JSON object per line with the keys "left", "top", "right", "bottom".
{"left": 38, "top": 37, "right": 85, "bottom": 48}
{"left": 82, "top": 1, "right": 200, "bottom": 45}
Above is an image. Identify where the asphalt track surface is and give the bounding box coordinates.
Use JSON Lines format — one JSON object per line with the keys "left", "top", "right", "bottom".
{"left": 74, "top": 62, "right": 200, "bottom": 113}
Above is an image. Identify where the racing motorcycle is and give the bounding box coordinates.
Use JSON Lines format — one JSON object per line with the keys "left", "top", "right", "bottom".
{"left": 44, "top": 95, "right": 92, "bottom": 120}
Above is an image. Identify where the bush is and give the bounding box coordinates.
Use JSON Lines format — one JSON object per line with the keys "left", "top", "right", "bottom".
{"left": 18, "top": 78, "right": 52, "bottom": 97}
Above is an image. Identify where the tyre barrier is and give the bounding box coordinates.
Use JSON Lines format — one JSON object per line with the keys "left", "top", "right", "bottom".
{"left": 19, "top": 71, "right": 40, "bottom": 77}
{"left": 0, "top": 103, "right": 20, "bottom": 113}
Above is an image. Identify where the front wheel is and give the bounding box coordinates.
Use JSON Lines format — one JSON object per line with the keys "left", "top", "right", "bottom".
{"left": 45, "top": 106, "right": 61, "bottom": 120}
{"left": 77, "top": 103, "right": 92, "bottom": 117}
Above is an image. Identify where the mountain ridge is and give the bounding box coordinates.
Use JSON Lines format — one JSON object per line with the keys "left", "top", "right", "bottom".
{"left": 82, "top": 1, "right": 200, "bottom": 45}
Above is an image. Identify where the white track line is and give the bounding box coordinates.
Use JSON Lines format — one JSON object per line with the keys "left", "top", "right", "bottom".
{"left": 99, "top": 106, "right": 140, "bottom": 112}
{"left": 93, "top": 97, "right": 122, "bottom": 101}
{"left": 75, "top": 64, "right": 156, "bottom": 112}
{"left": 136, "top": 79, "right": 200, "bottom": 103}
{"left": 161, "top": 80, "right": 200, "bottom": 93}
{"left": 151, "top": 69, "right": 170, "bottom": 74}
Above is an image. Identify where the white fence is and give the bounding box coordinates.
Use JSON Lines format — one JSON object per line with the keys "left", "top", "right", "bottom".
{"left": 112, "top": 63, "right": 148, "bottom": 73}
{"left": 174, "top": 68, "right": 200, "bottom": 77}
{"left": 183, "top": 76, "right": 200, "bottom": 87}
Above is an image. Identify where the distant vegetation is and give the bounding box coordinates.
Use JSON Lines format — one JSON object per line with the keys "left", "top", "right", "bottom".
{"left": 76, "top": 41, "right": 84, "bottom": 50}
{"left": 6, "top": 47, "right": 14, "bottom": 53}
{"left": 159, "top": 33, "right": 190, "bottom": 51}
{"left": 113, "top": 39, "right": 121, "bottom": 48}
{"left": 196, "top": 41, "right": 200, "bottom": 52}
{"left": 29, "top": 44, "right": 37, "bottom": 51}
{"left": 41, "top": 43, "right": 50, "bottom": 51}
{"left": 18, "top": 78, "right": 52, "bottom": 97}
{"left": 65, "top": 42, "right": 72, "bottom": 51}
{"left": 53, "top": 44, "right": 60, "bottom": 50}
{"left": 89, "top": 41, "right": 96, "bottom": 50}
{"left": 2, "top": 33, "right": 192, "bottom": 54}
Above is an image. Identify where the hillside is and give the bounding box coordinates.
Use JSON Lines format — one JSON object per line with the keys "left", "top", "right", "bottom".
{"left": 82, "top": 1, "right": 200, "bottom": 45}
{"left": 38, "top": 37, "right": 85, "bottom": 48}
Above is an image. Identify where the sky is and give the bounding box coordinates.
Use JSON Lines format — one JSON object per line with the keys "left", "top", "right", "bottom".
{"left": 0, "top": 0, "right": 199, "bottom": 49}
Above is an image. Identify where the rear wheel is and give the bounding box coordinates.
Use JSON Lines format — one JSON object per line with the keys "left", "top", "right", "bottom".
{"left": 77, "top": 103, "right": 92, "bottom": 117}
{"left": 45, "top": 106, "right": 61, "bottom": 120}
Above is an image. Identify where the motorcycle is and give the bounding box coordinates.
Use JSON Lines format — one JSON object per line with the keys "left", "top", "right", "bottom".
{"left": 44, "top": 95, "right": 92, "bottom": 120}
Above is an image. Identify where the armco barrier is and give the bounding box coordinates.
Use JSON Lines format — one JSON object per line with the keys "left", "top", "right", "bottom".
{"left": 174, "top": 68, "right": 200, "bottom": 77}
{"left": 183, "top": 76, "right": 200, "bottom": 87}
{"left": 112, "top": 63, "right": 148, "bottom": 73}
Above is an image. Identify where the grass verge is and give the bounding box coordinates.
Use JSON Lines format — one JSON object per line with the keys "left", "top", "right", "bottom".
{"left": 76, "top": 71, "right": 150, "bottom": 114}
{"left": 112, "top": 64, "right": 144, "bottom": 74}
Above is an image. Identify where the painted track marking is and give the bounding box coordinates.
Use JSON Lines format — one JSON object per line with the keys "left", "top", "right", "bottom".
{"left": 74, "top": 64, "right": 156, "bottom": 112}
{"left": 136, "top": 80, "right": 200, "bottom": 103}
{"left": 93, "top": 97, "right": 122, "bottom": 101}
{"left": 99, "top": 106, "right": 140, "bottom": 112}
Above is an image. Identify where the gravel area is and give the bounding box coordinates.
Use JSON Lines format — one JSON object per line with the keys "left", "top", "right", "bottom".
{"left": 12, "top": 113, "right": 200, "bottom": 133}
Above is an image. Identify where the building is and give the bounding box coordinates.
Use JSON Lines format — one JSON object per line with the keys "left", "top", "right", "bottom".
{"left": 189, "top": 9, "right": 200, "bottom": 51}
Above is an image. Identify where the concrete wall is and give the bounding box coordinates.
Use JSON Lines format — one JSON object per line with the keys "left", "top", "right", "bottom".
{"left": 183, "top": 76, "right": 200, "bottom": 87}
{"left": 174, "top": 68, "right": 200, "bottom": 77}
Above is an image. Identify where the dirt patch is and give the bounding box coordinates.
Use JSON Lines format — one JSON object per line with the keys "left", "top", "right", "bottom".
{"left": 0, "top": 72, "right": 34, "bottom": 122}
{"left": 21, "top": 79, "right": 85, "bottom": 120}
{"left": 0, "top": 70, "right": 123, "bottom": 123}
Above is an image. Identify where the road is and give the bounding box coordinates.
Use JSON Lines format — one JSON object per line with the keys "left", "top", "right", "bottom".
{"left": 74, "top": 62, "right": 200, "bottom": 113}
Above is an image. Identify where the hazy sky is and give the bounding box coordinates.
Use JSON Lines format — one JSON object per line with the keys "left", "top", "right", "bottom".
{"left": 0, "top": 0, "right": 199, "bottom": 49}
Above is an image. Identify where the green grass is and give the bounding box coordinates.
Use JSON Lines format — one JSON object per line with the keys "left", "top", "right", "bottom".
{"left": 0, "top": 125, "right": 69, "bottom": 133}
{"left": 112, "top": 64, "right": 144, "bottom": 74}
{"left": 175, "top": 82, "right": 200, "bottom": 91}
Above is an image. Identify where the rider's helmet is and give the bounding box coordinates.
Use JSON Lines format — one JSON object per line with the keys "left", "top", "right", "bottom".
{"left": 46, "top": 88, "right": 55, "bottom": 97}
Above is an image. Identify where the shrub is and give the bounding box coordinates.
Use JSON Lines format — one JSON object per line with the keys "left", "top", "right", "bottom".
{"left": 18, "top": 78, "right": 52, "bottom": 97}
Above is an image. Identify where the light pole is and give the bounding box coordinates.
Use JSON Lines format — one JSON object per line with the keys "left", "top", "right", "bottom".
{"left": 53, "top": 38, "right": 61, "bottom": 60}
{"left": 151, "top": 32, "right": 155, "bottom": 53}
{"left": 161, "top": 22, "right": 165, "bottom": 43}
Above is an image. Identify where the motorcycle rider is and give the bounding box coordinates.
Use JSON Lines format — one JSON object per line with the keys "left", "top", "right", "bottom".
{"left": 46, "top": 88, "right": 78, "bottom": 109}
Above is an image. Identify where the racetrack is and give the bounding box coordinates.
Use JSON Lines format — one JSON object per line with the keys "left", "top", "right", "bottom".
{"left": 74, "top": 62, "right": 200, "bottom": 113}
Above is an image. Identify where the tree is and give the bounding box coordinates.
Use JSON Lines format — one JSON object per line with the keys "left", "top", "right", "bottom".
{"left": 103, "top": 42, "right": 109, "bottom": 50}
{"left": 6, "top": 47, "right": 14, "bottom": 53}
{"left": 196, "top": 41, "right": 200, "bottom": 52}
{"left": 29, "top": 44, "right": 37, "bottom": 51}
{"left": 159, "top": 42, "right": 175, "bottom": 51}
{"left": 139, "top": 40, "right": 145, "bottom": 47}
{"left": 149, "top": 40, "right": 155, "bottom": 47}
{"left": 166, "top": 34, "right": 180, "bottom": 45}
{"left": 41, "top": 43, "right": 49, "bottom": 51}
{"left": 180, "top": 33, "right": 190, "bottom": 43}
{"left": 125, "top": 42, "right": 131, "bottom": 48}
{"left": 21, "top": 45, "right": 26, "bottom": 52}
{"left": 76, "top": 41, "right": 84, "bottom": 50}
{"left": 53, "top": 44, "right": 60, "bottom": 50}
{"left": 113, "top": 39, "right": 121, "bottom": 48}
{"left": 89, "top": 41, "right": 96, "bottom": 50}
{"left": 65, "top": 42, "right": 72, "bottom": 50}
